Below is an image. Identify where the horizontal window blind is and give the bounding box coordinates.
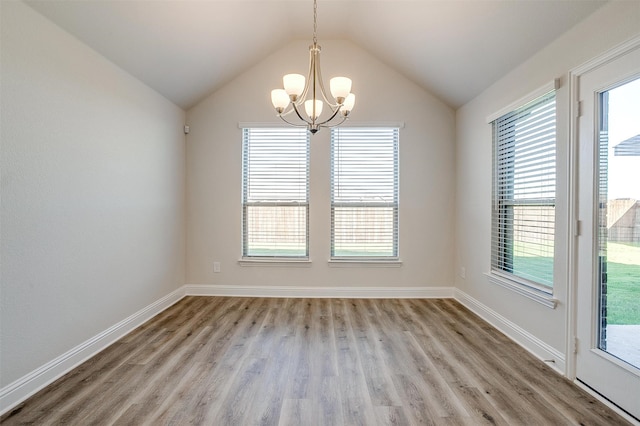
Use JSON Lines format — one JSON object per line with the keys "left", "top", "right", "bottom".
{"left": 491, "top": 91, "right": 556, "bottom": 287}
{"left": 242, "top": 128, "right": 309, "bottom": 257}
{"left": 331, "top": 127, "right": 399, "bottom": 258}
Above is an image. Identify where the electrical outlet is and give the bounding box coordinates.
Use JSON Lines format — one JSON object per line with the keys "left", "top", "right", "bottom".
{"left": 213, "top": 262, "right": 221, "bottom": 273}
{"left": 460, "top": 266, "right": 466, "bottom": 279}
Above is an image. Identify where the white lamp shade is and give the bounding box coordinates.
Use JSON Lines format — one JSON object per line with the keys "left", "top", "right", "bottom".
{"left": 343, "top": 93, "right": 355, "bottom": 112}
{"left": 271, "top": 89, "right": 290, "bottom": 110}
{"left": 330, "top": 77, "right": 352, "bottom": 101}
{"left": 283, "top": 74, "right": 305, "bottom": 97}
{"left": 304, "top": 99, "right": 323, "bottom": 120}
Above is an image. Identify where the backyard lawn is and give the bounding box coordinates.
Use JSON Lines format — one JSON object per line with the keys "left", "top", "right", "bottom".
{"left": 512, "top": 241, "right": 639, "bottom": 325}
{"left": 248, "top": 239, "right": 639, "bottom": 324}
{"left": 607, "top": 242, "right": 640, "bottom": 325}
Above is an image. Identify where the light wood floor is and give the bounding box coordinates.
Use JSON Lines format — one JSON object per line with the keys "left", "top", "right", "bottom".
{"left": 1, "top": 297, "right": 630, "bottom": 425}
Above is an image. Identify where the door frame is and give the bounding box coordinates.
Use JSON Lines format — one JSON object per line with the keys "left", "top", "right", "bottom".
{"left": 566, "top": 34, "right": 640, "bottom": 417}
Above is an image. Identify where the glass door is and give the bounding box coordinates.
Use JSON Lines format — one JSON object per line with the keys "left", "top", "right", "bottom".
{"left": 575, "top": 43, "right": 640, "bottom": 421}
{"left": 597, "top": 79, "right": 640, "bottom": 370}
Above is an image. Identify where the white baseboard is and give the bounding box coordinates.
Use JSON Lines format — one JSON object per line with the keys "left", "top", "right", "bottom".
{"left": 185, "top": 284, "right": 454, "bottom": 299}
{"left": 3, "top": 285, "right": 569, "bottom": 417}
{"left": 453, "top": 288, "right": 566, "bottom": 375}
{"left": 0, "top": 287, "right": 186, "bottom": 416}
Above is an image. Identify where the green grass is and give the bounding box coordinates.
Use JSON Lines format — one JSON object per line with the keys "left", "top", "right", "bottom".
{"left": 512, "top": 255, "right": 554, "bottom": 287}
{"left": 606, "top": 242, "right": 640, "bottom": 325}
{"left": 509, "top": 241, "right": 639, "bottom": 325}
{"left": 332, "top": 249, "right": 395, "bottom": 257}
{"left": 511, "top": 240, "right": 554, "bottom": 287}
{"left": 249, "top": 240, "right": 638, "bottom": 324}
{"left": 245, "top": 248, "right": 307, "bottom": 257}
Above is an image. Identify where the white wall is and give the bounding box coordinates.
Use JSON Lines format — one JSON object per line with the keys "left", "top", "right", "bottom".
{"left": 186, "top": 39, "right": 455, "bottom": 290}
{"left": 7, "top": 0, "right": 634, "bottom": 409}
{"left": 0, "top": 1, "right": 186, "bottom": 387}
{"left": 455, "top": 1, "right": 640, "bottom": 359}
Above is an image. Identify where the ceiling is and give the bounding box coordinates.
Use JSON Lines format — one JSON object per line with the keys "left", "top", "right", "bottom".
{"left": 25, "top": 0, "right": 607, "bottom": 110}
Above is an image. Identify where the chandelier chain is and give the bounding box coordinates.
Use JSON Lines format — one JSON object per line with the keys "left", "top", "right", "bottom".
{"left": 313, "top": 0, "right": 317, "bottom": 45}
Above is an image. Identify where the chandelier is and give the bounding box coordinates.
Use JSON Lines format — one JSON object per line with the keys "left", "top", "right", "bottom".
{"left": 270, "top": 0, "right": 355, "bottom": 134}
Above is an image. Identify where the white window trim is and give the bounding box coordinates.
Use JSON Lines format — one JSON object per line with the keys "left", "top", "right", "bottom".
{"left": 238, "top": 258, "right": 312, "bottom": 267}
{"left": 241, "top": 127, "right": 309, "bottom": 259}
{"left": 487, "top": 79, "right": 560, "bottom": 307}
{"left": 486, "top": 79, "right": 559, "bottom": 123}
{"left": 330, "top": 127, "right": 400, "bottom": 260}
{"left": 328, "top": 258, "right": 403, "bottom": 267}
{"left": 238, "top": 121, "right": 406, "bottom": 129}
{"left": 485, "top": 271, "right": 557, "bottom": 309}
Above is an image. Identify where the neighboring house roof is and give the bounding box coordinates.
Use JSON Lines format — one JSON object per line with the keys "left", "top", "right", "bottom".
{"left": 614, "top": 134, "right": 640, "bottom": 156}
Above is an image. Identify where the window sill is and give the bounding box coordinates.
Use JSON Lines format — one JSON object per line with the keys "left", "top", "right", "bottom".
{"left": 328, "top": 259, "right": 403, "bottom": 268}
{"left": 238, "top": 258, "right": 312, "bottom": 267}
{"left": 485, "top": 272, "right": 557, "bottom": 309}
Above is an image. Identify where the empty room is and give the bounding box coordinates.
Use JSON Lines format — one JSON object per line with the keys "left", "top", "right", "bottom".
{"left": 1, "top": 0, "right": 639, "bottom": 424}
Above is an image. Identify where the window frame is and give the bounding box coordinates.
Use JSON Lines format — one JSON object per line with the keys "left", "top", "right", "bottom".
{"left": 330, "top": 127, "right": 400, "bottom": 261}
{"left": 241, "top": 127, "right": 310, "bottom": 260}
{"left": 487, "top": 81, "right": 559, "bottom": 307}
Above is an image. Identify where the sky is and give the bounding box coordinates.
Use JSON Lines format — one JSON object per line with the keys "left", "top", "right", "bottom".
{"left": 607, "top": 77, "right": 640, "bottom": 200}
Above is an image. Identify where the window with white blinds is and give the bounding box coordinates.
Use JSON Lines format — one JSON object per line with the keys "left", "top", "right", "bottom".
{"left": 242, "top": 128, "right": 309, "bottom": 258}
{"left": 331, "top": 127, "right": 399, "bottom": 258}
{"left": 491, "top": 90, "right": 556, "bottom": 288}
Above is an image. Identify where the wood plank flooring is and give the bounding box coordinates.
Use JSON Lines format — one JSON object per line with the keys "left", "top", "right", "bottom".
{"left": 1, "top": 297, "right": 630, "bottom": 425}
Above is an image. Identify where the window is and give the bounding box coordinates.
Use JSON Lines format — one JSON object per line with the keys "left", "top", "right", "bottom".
{"left": 491, "top": 90, "right": 556, "bottom": 289}
{"left": 242, "top": 128, "right": 309, "bottom": 258}
{"left": 331, "top": 127, "right": 399, "bottom": 259}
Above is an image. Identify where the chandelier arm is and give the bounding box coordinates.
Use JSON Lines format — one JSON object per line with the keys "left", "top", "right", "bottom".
{"left": 277, "top": 114, "right": 311, "bottom": 128}
{"left": 276, "top": 103, "right": 303, "bottom": 118}
{"left": 296, "top": 45, "right": 316, "bottom": 104}
{"left": 291, "top": 102, "right": 313, "bottom": 125}
{"left": 315, "top": 104, "right": 344, "bottom": 127}
{"left": 278, "top": 104, "right": 296, "bottom": 117}
{"left": 319, "top": 114, "right": 348, "bottom": 129}
{"left": 312, "top": 46, "right": 335, "bottom": 106}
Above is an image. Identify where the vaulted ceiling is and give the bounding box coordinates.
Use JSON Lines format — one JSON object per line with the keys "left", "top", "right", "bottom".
{"left": 25, "top": 0, "right": 607, "bottom": 110}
